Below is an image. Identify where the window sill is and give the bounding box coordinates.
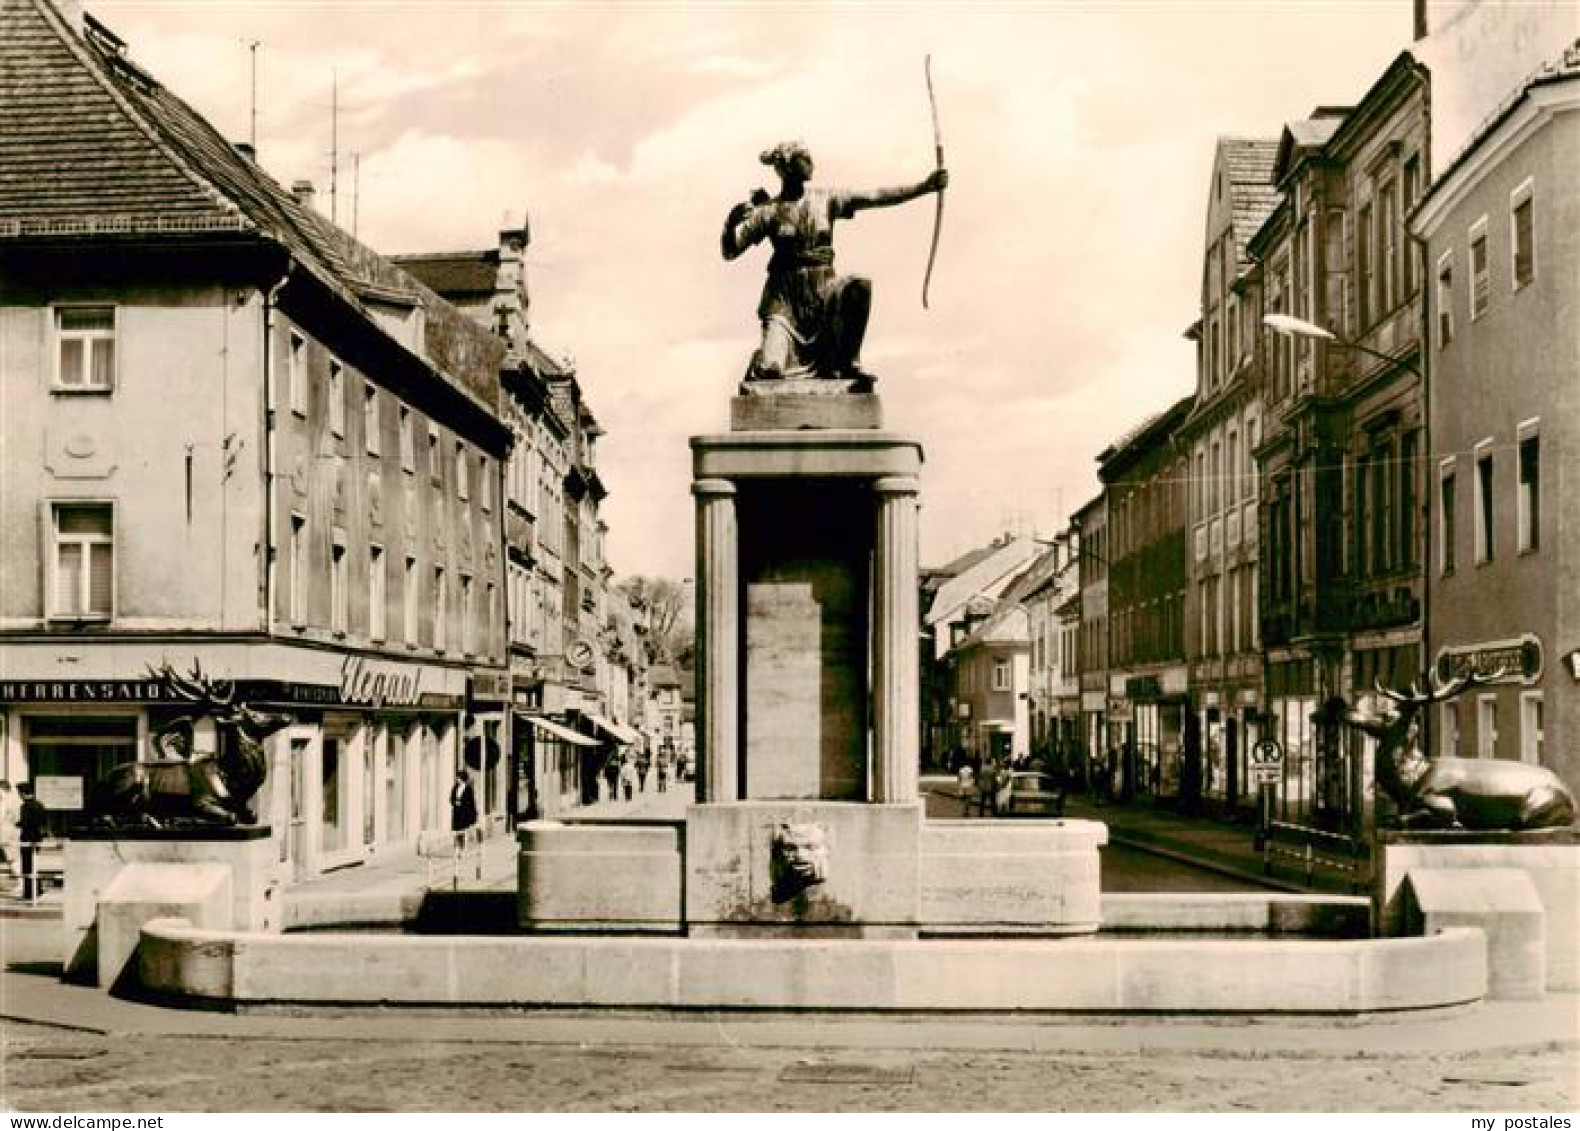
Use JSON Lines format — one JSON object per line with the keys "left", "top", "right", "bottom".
{"left": 50, "top": 385, "right": 114, "bottom": 395}
{"left": 46, "top": 613, "right": 112, "bottom": 625}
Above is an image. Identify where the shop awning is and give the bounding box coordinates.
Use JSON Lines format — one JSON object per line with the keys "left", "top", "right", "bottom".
{"left": 578, "top": 711, "right": 642, "bottom": 745}
{"left": 522, "top": 716, "right": 600, "bottom": 747}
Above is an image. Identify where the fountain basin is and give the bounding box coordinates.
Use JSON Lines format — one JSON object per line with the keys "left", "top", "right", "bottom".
{"left": 134, "top": 915, "right": 1485, "bottom": 1013}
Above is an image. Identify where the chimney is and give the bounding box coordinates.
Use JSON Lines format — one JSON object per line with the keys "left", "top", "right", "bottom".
{"left": 234, "top": 142, "right": 256, "bottom": 162}
{"left": 291, "top": 179, "right": 317, "bottom": 212}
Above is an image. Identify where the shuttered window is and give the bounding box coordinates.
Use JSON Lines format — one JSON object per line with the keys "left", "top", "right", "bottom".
{"left": 51, "top": 503, "right": 113, "bottom": 618}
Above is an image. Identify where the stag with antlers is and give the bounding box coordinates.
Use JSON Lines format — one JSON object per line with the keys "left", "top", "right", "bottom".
{"left": 90, "top": 661, "right": 292, "bottom": 829}
{"left": 1348, "top": 669, "right": 1575, "bottom": 831}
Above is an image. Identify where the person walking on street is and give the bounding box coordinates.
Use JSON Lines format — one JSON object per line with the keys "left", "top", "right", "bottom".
{"left": 619, "top": 757, "right": 637, "bottom": 802}
{"left": 18, "top": 784, "right": 45, "bottom": 901}
{"left": 449, "top": 768, "right": 478, "bottom": 853}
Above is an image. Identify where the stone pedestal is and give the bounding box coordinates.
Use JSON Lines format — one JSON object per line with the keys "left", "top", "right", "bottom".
{"left": 691, "top": 429, "right": 923, "bottom": 805}
{"left": 1377, "top": 830, "right": 1579, "bottom": 992}
{"left": 63, "top": 827, "right": 279, "bottom": 981}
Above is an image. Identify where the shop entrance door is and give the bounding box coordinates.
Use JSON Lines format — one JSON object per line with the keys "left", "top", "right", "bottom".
{"left": 287, "top": 736, "right": 309, "bottom": 882}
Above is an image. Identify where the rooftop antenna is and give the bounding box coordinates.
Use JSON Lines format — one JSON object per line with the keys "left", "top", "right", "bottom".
{"left": 329, "top": 69, "right": 339, "bottom": 224}
{"left": 351, "top": 152, "right": 361, "bottom": 237}
{"left": 247, "top": 40, "right": 259, "bottom": 152}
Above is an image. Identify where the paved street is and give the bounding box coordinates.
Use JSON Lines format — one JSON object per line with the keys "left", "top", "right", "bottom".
{"left": 2, "top": 1001, "right": 1574, "bottom": 1113}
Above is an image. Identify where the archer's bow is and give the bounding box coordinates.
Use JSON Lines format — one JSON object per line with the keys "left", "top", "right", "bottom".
{"left": 922, "top": 54, "right": 944, "bottom": 309}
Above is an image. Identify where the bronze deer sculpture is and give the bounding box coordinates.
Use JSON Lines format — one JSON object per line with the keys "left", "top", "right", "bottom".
{"left": 92, "top": 661, "right": 292, "bottom": 829}
{"left": 1347, "top": 671, "right": 1575, "bottom": 831}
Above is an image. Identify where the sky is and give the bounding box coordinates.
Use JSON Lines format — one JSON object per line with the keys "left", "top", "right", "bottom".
{"left": 90, "top": 0, "right": 1412, "bottom": 581}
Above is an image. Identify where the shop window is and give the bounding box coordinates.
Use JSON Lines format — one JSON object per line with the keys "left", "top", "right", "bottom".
{"left": 363, "top": 730, "right": 378, "bottom": 846}
{"left": 24, "top": 714, "right": 137, "bottom": 838}
{"left": 49, "top": 502, "right": 113, "bottom": 620}
{"left": 1441, "top": 701, "right": 1460, "bottom": 757}
{"left": 54, "top": 306, "right": 115, "bottom": 391}
{"left": 321, "top": 734, "right": 345, "bottom": 853}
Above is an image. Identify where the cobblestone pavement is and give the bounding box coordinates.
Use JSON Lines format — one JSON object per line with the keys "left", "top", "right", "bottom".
{"left": 3, "top": 1017, "right": 1574, "bottom": 1113}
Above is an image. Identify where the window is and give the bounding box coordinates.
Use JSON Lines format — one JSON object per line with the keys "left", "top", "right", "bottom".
{"left": 54, "top": 306, "right": 115, "bottom": 391}
{"left": 992, "top": 659, "right": 1011, "bottom": 692}
{"left": 1476, "top": 695, "right": 1498, "bottom": 760}
{"left": 287, "top": 331, "right": 306, "bottom": 415}
{"left": 403, "top": 555, "right": 418, "bottom": 646}
{"left": 399, "top": 405, "right": 414, "bottom": 472}
{"left": 1402, "top": 157, "right": 1422, "bottom": 296}
{"left": 478, "top": 458, "right": 491, "bottom": 511}
{"left": 363, "top": 384, "right": 380, "bottom": 456}
{"left": 1469, "top": 219, "right": 1489, "bottom": 320}
{"left": 433, "top": 566, "right": 447, "bottom": 651}
{"left": 1436, "top": 253, "right": 1454, "bottom": 348}
{"left": 428, "top": 426, "right": 441, "bottom": 483}
{"left": 1226, "top": 431, "right": 1239, "bottom": 506}
{"left": 369, "top": 544, "right": 386, "bottom": 641}
{"left": 289, "top": 513, "right": 307, "bottom": 624}
{"left": 1398, "top": 432, "right": 1418, "bottom": 568}
{"left": 330, "top": 534, "right": 348, "bottom": 635}
{"left": 1475, "top": 445, "right": 1494, "bottom": 564}
{"left": 1518, "top": 428, "right": 1539, "bottom": 553}
{"left": 1438, "top": 461, "right": 1457, "bottom": 575}
{"left": 460, "top": 574, "right": 475, "bottom": 655}
{"left": 328, "top": 359, "right": 345, "bottom": 437}
{"left": 1511, "top": 180, "right": 1535, "bottom": 290}
{"left": 1520, "top": 692, "right": 1544, "bottom": 766}
{"left": 455, "top": 443, "right": 469, "bottom": 500}
{"left": 49, "top": 503, "right": 113, "bottom": 618}
{"left": 1357, "top": 202, "right": 1374, "bottom": 328}
{"left": 1378, "top": 181, "right": 1398, "bottom": 313}
{"left": 485, "top": 581, "right": 497, "bottom": 655}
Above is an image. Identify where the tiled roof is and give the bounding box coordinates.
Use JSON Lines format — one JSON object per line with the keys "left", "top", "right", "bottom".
{"left": 0, "top": 0, "right": 503, "bottom": 413}
{"left": 1220, "top": 137, "right": 1279, "bottom": 270}
{"left": 0, "top": 0, "right": 245, "bottom": 235}
{"left": 955, "top": 603, "right": 1029, "bottom": 651}
{"left": 392, "top": 251, "right": 501, "bottom": 298}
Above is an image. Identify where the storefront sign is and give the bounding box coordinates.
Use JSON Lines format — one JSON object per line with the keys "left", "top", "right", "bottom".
{"left": 34, "top": 775, "right": 84, "bottom": 811}
{"left": 1434, "top": 635, "right": 1543, "bottom": 686}
{"left": 339, "top": 656, "right": 423, "bottom": 708}
{"left": 0, "top": 679, "right": 169, "bottom": 704}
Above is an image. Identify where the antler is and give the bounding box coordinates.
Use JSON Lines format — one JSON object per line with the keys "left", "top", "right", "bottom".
{"left": 1376, "top": 664, "right": 1509, "bottom": 710}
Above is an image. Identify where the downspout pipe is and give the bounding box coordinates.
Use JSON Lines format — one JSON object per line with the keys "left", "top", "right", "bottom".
{"left": 260, "top": 262, "right": 294, "bottom": 636}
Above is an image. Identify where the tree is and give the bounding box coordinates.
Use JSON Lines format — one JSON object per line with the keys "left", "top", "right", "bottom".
{"left": 615, "top": 576, "right": 692, "bottom": 664}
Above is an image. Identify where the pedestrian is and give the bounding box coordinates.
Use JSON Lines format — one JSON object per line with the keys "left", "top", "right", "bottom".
{"left": 619, "top": 757, "right": 637, "bottom": 802}
{"left": 18, "top": 784, "right": 45, "bottom": 901}
{"left": 602, "top": 755, "right": 620, "bottom": 802}
{"left": 636, "top": 748, "right": 652, "bottom": 793}
{"left": 449, "top": 768, "right": 478, "bottom": 854}
{"left": 655, "top": 749, "right": 670, "bottom": 793}
{"left": 0, "top": 781, "right": 19, "bottom": 888}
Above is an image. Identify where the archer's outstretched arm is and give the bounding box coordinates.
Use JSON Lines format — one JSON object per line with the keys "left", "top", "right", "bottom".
{"left": 843, "top": 168, "right": 948, "bottom": 215}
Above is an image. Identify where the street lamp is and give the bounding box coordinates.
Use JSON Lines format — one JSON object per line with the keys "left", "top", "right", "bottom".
{"left": 1262, "top": 313, "right": 1421, "bottom": 377}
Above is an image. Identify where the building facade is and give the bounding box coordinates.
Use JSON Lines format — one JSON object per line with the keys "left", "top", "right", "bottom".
{"left": 1411, "top": 42, "right": 1580, "bottom": 792}
{"left": 1180, "top": 137, "right": 1278, "bottom": 815}
{"left": 1099, "top": 398, "right": 1193, "bottom": 802}
{"left": 0, "top": 0, "right": 511, "bottom": 872}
